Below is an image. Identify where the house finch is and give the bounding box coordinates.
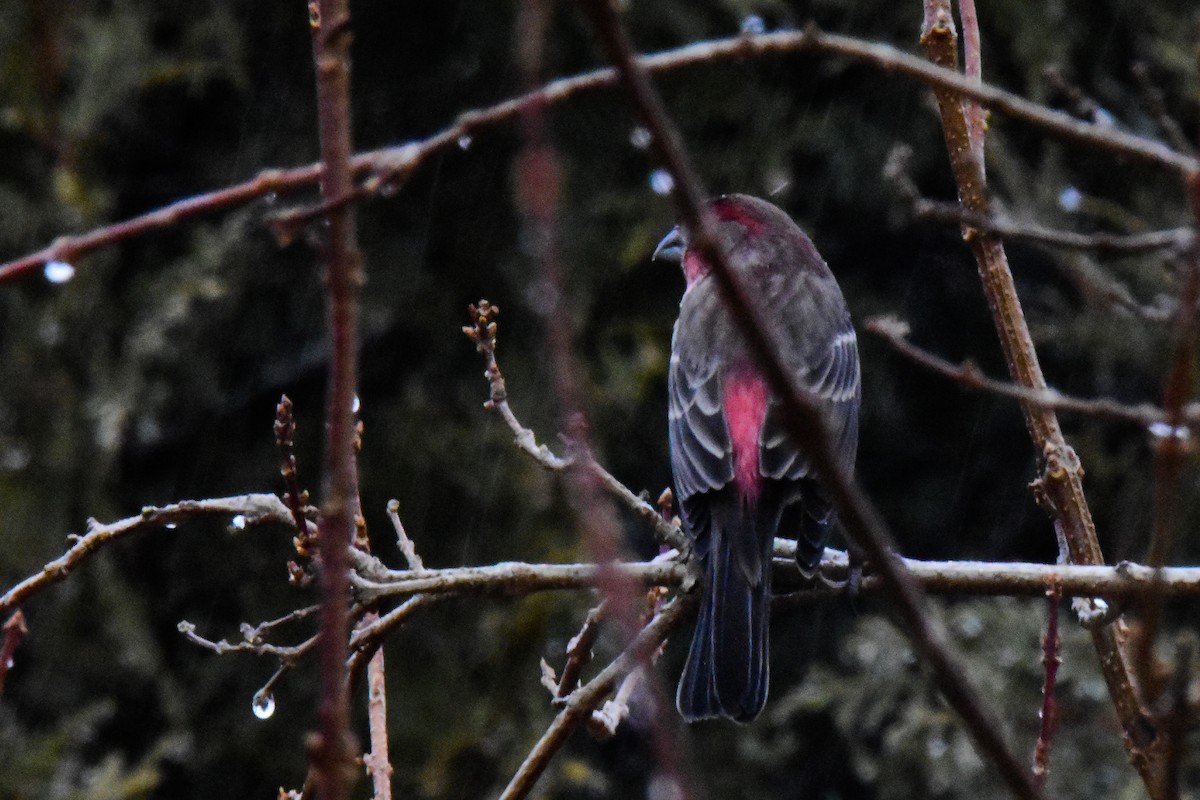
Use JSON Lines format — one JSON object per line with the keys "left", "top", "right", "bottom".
{"left": 654, "top": 194, "right": 860, "bottom": 722}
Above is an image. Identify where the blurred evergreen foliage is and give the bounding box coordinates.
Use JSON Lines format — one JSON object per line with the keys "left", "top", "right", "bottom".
{"left": 1, "top": 0, "right": 1199, "bottom": 797}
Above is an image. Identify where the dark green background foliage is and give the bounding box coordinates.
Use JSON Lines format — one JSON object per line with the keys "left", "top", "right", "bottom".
{"left": 1, "top": 0, "right": 1198, "bottom": 797}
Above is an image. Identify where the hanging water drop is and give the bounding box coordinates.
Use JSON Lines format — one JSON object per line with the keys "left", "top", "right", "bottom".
{"left": 164, "top": 522, "right": 178, "bottom": 529}
{"left": 252, "top": 689, "right": 276, "bottom": 720}
{"left": 629, "top": 126, "right": 652, "bottom": 150}
{"left": 352, "top": 394, "right": 361, "bottom": 413}
{"left": 457, "top": 134, "right": 473, "bottom": 150}
{"left": 649, "top": 169, "right": 674, "bottom": 196}
{"left": 740, "top": 15, "right": 766, "bottom": 35}
{"left": 230, "top": 514, "right": 247, "bottom": 530}
{"left": 44, "top": 261, "right": 75, "bottom": 284}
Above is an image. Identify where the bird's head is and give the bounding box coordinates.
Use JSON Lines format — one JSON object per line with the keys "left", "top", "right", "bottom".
{"left": 653, "top": 194, "right": 819, "bottom": 288}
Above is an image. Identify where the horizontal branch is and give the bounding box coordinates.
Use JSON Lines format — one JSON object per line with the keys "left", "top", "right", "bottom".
{"left": 0, "top": 494, "right": 295, "bottom": 616}
{"left": 5, "top": 25, "right": 1195, "bottom": 282}
{"left": 354, "top": 548, "right": 1200, "bottom": 601}
{"left": 867, "top": 316, "right": 1186, "bottom": 427}
{"left": 912, "top": 198, "right": 1194, "bottom": 255}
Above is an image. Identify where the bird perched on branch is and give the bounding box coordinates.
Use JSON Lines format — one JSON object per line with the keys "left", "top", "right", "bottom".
{"left": 654, "top": 194, "right": 860, "bottom": 722}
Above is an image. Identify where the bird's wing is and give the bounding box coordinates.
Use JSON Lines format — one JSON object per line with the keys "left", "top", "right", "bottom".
{"left": 760, "top": 313, "right": 861, "bottom": 481}
{"left": 668, "top": 299, "right": 735, "bottom": 506}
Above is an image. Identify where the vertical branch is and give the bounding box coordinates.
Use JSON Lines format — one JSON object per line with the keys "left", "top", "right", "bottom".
{"left": 957, "top": 0, "right": 986, "bottom": 175}
{"left": 1032, "top": 585, "right": 1061, "bottom": 790}
{"left": 918, "top": 4, "right": 1162, "bottom": 791}
{"left": 576, "top": 2, "right": 1041, "bottom": 798}
{"left": 363, "top": 646, "right": 393, "bottom": 800}
{"left": 511, "top": 5, "right": 693, "bottom": 798}
{"left": 307, "top": 0, "right": 364, "bottom": 797}
{"left": 1135, "top": 249, "right": 1198, "bottom": 701}
{"left": 0, "top": 611, "right": 27, "bottom": 696}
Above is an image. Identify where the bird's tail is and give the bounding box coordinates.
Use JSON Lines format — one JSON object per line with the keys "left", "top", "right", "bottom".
{"left": 677, "top": 498, "right": 770, "bottom": 723}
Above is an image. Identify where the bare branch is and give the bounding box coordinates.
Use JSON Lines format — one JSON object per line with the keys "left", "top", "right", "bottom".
{"left": 5, "top": 25, "right": 1197, "bottom": 283}
{"left": 307, "top": 0, "right": 363, "bottom": 794}
{"left": 351, "top": 551, "right": 1200, "bottom": 601}
{"left": 957, "top": 0, "right": 986, "bottom": 177}
{"left": 0, "top": 611, "right": 28, "bottom": 696}
{"left": 866, "top": 316, "right": 1173, "bottom": 427}
{"left": 1135, "top": 242, "right": 1200, "bottom": 706}
{"left": 385, "top": 499, "right": 425, "bottom": 572}
{"left": 913, "top": 198, "right": 1193, "bottom": 256}
{"left": 363, "top": 639, "right": 393, "bottom": 800}
{"left": 177, "top": 620, "right": 319, "bottom": 662}
{"left": 1032, "top": 585, "right": 1062, "bottom": 790}
{"left": 497, "top": 596, "right": 694, "bottom": 800}
{"left": 0, "top": 494, "right": 294, "bottom": 617}
{"left": 919, "top": 2, "right": 1160, "bottom": 788}
{"left": 465, "top": 301, "right": 686, "bottom": 550}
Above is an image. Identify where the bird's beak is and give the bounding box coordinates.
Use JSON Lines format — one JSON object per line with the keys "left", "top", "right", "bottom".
{"left": 653, "top": 226, "right": 685, "bottom": 263}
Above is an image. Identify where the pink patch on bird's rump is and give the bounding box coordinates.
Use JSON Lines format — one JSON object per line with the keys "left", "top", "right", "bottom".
{"left": 723, "top": 369, "right": 768, "bottom": 504}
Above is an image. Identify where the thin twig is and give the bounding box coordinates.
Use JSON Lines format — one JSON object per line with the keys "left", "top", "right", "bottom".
{"left": 178, "top": 620, "right": 319, "bottom": 662}
{"left": 362, "top": 628, "right": 393, "bottom": 800}
{"left": 386, "top": 499, "right": 425, "bottom": 572}
{"left": 276, "top": 396, "right": 315, "bottom": 553}
{"left": 0, "top": 611, "right": 28, "bottom": 696}
{"left": 242, "top": 605, "right": 322, "bottom": 644}
{"left": 554, "top": 602, "right": 606, "bottom": 699}
{"left": 1134, "top": 240, "right": 1200, "bottom": 706}
{"left": 0, "top": 494, "right": 295, "bottom": 617}
{"left": 4, "top": 25, "right": 1198, "bottom": 284}
{"left": 1161, "top": 637, "right": 1195, "bottom": 797}
{"left": 346, "top": 595, "right": 445, "bottom": 678}
{"left": 497, "top": 596, "right": 694, "bottom": 800}
{"left": 1131, "top": 62, "right": 1197, "bottom": 158}
{"left": 919, "top": 2, "right": 1160, "bottom": 789}
{"left": 867, "top": 316, "right": 1175, "bottom": 426}
{"left": 465, "top": 302, "right": 685, "bottom": 550}
{"left": 1032, "top": 584, "right": 1062, "bottom": 790}
{"left": 913, "top": 198, "right": 1193, "bottom": 255}
{"left": 957, "top": 0, "right": 986, "bottom": 178}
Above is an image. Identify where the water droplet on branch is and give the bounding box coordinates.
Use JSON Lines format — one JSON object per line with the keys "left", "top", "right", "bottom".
{"left": 43, "top": 261, "right": 75, "bottom": 284}
{"left": 252, "top": 689, "right": 276, "bottom": 720}
{"left": 740, "top": 15, "right": 766, "bottom": 35}
{"left": 457, "top": 134, "right": 473, "bottom": 151}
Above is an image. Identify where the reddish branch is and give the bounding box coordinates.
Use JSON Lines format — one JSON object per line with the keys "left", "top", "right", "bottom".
{"left": 306, "top": 0, "right": 363, "bottom": 796}
{"left": 1032, "top": 585, "right": 1062, "bottom": 790}
{"left": 956, "top": 0, "right": 986, "bottom": 178}
{"left": 919, "top": 2, "right": 1161, "bottom": 792}
{"left": 511, "top": 8, "right": 693, "bottom": 796}
{"left": 5, "top": 25, "right": 1198, "bottom": 284}
{"left": 0, "top": 611, "right": 28, "bottom": 696}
